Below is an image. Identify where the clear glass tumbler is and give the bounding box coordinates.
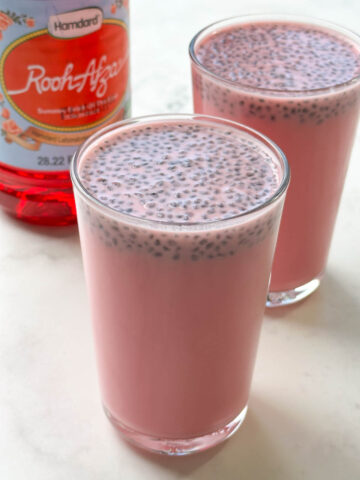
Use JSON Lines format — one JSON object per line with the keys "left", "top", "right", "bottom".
{"left": 190, "top": 15, "right": 360, "bottom": 306}
{"left": 71, "top": 114, "right": 289, "bottom": 455}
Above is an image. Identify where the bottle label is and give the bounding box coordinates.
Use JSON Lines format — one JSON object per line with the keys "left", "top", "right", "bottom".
{"left": 0, "top": 0, "right": 130, "bottom": 171}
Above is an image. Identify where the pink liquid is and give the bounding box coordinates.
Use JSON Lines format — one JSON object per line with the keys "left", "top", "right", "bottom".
{"left": 191, "top": 19, "right": 360, "bottom": 292}
{"left": 74, "top": 118, "right": 287, "bottom": 439}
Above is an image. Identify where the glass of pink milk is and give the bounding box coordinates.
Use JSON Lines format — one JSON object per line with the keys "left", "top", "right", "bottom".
{"left": 190, "top": 15, "right": 360, "bottom": 306}
{"left": 71, "top": 114, "right": 289, "bottom": 455}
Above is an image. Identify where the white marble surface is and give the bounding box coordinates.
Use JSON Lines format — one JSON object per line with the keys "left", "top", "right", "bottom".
{"left": 1, "top": 1, "right": 360, "bottom": 478}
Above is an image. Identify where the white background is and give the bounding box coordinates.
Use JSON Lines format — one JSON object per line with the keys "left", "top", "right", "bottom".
{"left": 1, "top": 1, "right": 360, "bottom": 478}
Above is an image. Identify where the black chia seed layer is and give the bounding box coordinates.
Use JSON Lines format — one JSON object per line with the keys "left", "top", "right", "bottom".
{"left": 196, "top": 22, "right": 360, "bottom": 91}
{"left": 77, "top": 120, "right": 283, "bottom": 260}
{"left": 78, "top": 195, "right": 281, "bottom": 261}
{"left": 193, "top": 21, "right": 360, "bottom": 124}
{"left": 80, "top": 122, "right": 280, "bottom": 223}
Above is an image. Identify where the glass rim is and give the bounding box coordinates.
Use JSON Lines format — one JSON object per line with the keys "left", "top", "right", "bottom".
{"left": 70, "top": 113, "right": 290, "bottom": 232}
{"left": 189, "top": 13, "right": 360, "bottom": 97}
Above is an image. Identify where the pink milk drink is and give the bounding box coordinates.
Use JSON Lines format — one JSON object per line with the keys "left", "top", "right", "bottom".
{"left": 71, "top": 114, "right": 289, "bottom": 455}
{"left": 190, "top": 16, "right": 360, "bottom": 306}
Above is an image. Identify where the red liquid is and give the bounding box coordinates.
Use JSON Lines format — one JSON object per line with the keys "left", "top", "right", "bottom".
{"left": 0, "top": 163, "right": 75, "bottom": 225}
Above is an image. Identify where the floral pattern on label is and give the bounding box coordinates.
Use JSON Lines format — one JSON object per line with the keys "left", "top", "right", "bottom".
{"left": 0, "top": 0, "right": 130, "bottom": 171}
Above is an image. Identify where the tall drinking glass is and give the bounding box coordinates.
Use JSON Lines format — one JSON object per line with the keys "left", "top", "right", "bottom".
{"left": 190, "top": 15, "right": 360, "bottom": 306}
{"left": 71, "top": 114, "right": 289, "bottom": 454}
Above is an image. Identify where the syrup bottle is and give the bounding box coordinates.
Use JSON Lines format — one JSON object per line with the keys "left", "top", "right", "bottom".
{"left": 0, "top": 0, "right": 130, "bottom": 225}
